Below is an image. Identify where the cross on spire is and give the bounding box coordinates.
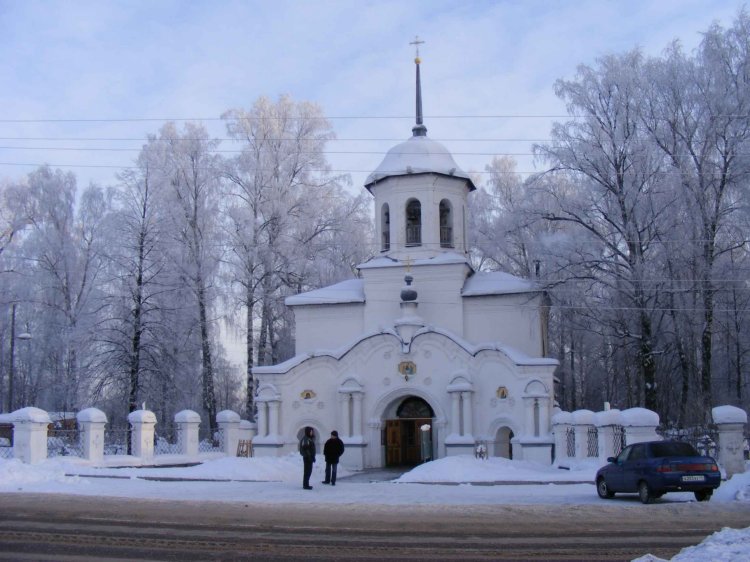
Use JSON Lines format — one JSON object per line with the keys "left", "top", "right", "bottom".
{"left": 409, "top": 36, "right": 427, "bottom": 137}
{"left": 410, "top": 35, "right": 424, "bottom": 61}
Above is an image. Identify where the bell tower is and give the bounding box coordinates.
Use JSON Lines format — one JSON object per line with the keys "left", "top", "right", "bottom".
{"left": 364, "top": 38, "right": 476, "bottom": 261}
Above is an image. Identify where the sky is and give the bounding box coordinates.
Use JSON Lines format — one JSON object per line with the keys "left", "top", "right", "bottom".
{"left": 0, "top": 453, "right": 749, "bottom": 560}
{"left": 0, "top": 0, "right": 745, "bottom": 193}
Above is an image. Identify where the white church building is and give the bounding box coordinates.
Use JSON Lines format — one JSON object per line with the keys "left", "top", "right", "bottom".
{"left": 253, "top": 53, "right": 558, "bottom": 469}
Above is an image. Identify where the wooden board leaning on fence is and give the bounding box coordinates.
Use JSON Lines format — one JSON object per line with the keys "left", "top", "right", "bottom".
{"left": 237, "top": 439, "right": 253, "bottom": 458}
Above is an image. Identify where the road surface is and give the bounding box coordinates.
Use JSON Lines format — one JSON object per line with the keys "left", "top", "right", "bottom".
{"left": 1, "top": 493, "right": 749, "bottom": 561}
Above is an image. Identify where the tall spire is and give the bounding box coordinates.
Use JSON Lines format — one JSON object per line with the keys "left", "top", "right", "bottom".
{"left": 410, "top": 36, "right": 427, "bottom": 137}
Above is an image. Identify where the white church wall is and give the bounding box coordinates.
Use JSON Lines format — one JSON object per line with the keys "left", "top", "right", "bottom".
{"left": 255, "top": 325, "right": 557, "bottom": 467}
{"left": 463, "top": 293, "right": 544, "bottom": 356}
{"left": 361, "top": 262, "right": 469, "bottom": 336}
{"left": 292, "top": 303, "right": 364, "bottom": 354}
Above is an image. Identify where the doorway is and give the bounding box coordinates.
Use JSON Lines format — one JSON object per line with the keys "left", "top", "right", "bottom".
{"left": 494, "top": 426, "right": 514, "bottom": 459}
{"left": 385, "top": 396, "right": 434, "bottom": 466}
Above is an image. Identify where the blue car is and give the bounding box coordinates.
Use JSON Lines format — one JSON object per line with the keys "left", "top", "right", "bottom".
{"left": 596, "top": 440, "right": 721, "bottom": 503}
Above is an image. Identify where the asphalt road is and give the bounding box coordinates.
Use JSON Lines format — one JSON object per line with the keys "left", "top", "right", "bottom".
{"left": 1, "top": 493, "right": 749, "bottom": 561}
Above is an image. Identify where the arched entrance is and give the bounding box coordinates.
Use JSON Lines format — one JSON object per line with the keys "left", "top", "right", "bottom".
{"left": 494, "top": 426, "right": 514, "bottom": 459}
{"left": 385, "top": 396, "right": 434, "bottom": 466}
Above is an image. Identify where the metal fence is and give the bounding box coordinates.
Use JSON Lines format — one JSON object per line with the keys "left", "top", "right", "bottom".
{"left": 658, "top": 425, "right": 719, "bottom": 458}
{"left": 0, "top": 444, "right": 12, "bottom": 459}
{"left": 47, "top": 428, "right": 83, "bottom": 458}
{"left": 587, "top": 426, "right": 599, "bottom": 457}
{"left": 565, "top": 427, "right": 575, "bottom": 457}
{"left": 155, "top": 424, "right": 180, "bottom": 455}
{"left": 198, "top": 426, "right": 223, "bottom": 453}
{"left": 612, "top": 425, "right": 626, "bottom": 456}
{"left": 104, "top": 427, "right": 132, "bottom": 456}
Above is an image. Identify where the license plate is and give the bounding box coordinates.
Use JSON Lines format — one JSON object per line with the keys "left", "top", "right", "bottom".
{"left": 682, "top": 475, "right": 705, "bottom": 482}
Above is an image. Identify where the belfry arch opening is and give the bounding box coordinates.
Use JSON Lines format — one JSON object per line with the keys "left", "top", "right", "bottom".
{"left": 405, "top": 198, "right": 422, "bottom": 246}
{"left": 381, "top": 203, "right": 390, "bottom": 251}
{"left": 439, "top": 199, "right": 453, "bottom": 248}
{"left": 384, "top": 395, "right": 434, "bottom": 466}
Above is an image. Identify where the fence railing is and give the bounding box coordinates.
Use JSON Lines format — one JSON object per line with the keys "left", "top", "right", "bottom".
{"left": 104, "top": 427, "right": 132, "bottom": 456}
{"left": 565, "top": 427, "right": 575, "bottom": 457}
{"left": 198, "top": 426, "right": 223, "bottom": 453}
{"left": 48, "top": 428, "right": 83, "bottom": 458}
{"left": 659, "top": 425, "right": 719, "bottom": 458}
{"left": 587, "top": 426, "right": 599, "bottom": 457}
{"left": 155, "top": 424, "right": 180, "bottom": 455}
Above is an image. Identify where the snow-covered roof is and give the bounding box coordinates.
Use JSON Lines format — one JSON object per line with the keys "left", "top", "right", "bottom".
{"left": 462, "top": 271, "right": 540, "bottom": 297}
{"left": 364, "top": 135, "right": 476, "bottom": 190}
{"left": 285, "top": 279, "right": 365, "bottom": 307}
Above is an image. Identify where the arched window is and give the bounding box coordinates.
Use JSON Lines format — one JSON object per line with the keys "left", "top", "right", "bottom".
{"left": 405, "top": 199, "right": 421, "bottom": 246}
{"left": 439, "top": 199, "right": 453, "bottom": 248}
{"left": 396, "top": 396, "right": 434, "bottom": 418}
{"left": 381, "top": 203, "right": 390, "bottom": 251}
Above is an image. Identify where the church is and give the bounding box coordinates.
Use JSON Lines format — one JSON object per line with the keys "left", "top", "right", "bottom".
{"left": 252, "top": 51, "right": 558, "bottom": 469}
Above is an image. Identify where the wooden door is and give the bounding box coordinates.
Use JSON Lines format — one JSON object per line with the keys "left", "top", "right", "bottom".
{"left": 386, "top": 420, "right": 402, "bottom": 465}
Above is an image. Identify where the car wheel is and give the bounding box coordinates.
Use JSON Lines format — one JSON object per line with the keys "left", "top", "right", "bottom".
{"left": 694, "top": 489, "right": 712, "bottom": 502}
{"left": 638, "top": 481, "right": 653, "bottom": 504}
{"left": 597, "top": 477, "right": 614, "bottom": 499}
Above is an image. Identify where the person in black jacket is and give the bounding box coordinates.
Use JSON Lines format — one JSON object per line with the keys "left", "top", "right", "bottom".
{"left": 322, "top": 430, "right": 345, "bottom": 486}
{"left": 299, "top": 426, "right": 316, "bottom": 490}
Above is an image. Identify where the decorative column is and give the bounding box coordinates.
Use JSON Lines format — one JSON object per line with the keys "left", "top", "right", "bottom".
{"left": 538, "top": 397, "right": 551, "bottom": 436}
{"left": 712, "top": 405, "right": 748, "bottom": 478}
{"left": 128, "top": 409, "right": 156, "bottom": 461}
{"left": 77, "top": 407, "right": 107, "bottom": 462}
{"left": 445, "top": 378, "right": 475, "bottom": 455}
{"left": 352, "top": 393, "right": 363, "bottom": 437}
{"left": 339, "top": 393, "right": 351, "bottom": 438}
{"left": 461, "top": 391, "right": 473, "bottom": 437}
{"left": 175, "top": 409, "right": 201, "bottom": 457}
{"left": 217, "top": 410, "right": 241, "bottom": 456}
{"left": 450, "top": 392, "right": 460, "bottom": 436}
{"left": 621, "top": 407, "right": 659, "bottom": 445}
{"left": 267, "top": 401, "right": 280, "bottom": 437}
{"left": 256, "top": 401, "right": 268, "bottom": 438}
{"left": 12, "top": 407, "right": 51, "bottom": 464}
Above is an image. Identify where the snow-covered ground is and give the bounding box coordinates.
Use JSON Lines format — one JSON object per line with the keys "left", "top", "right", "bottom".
{"left": 1, "top": 454, "right": 749, "bottom": 561}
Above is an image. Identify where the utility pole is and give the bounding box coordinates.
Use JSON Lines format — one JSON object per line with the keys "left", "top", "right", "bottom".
{"left": 7, "top": 303, "right": 16, "bottom": 412}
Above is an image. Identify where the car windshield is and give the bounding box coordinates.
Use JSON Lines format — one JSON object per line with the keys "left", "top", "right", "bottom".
{"left": 650, "top": 442, "right": 699, "bottom": 458}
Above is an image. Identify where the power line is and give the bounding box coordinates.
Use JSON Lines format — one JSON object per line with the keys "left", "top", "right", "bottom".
{"left": 0, "top": 136, "right": 554, "bottom": 142}
{"left": 0, "top": 145, "right": 537, "bottom": 157}
{"left": 2, "top": 114, "right": 750, "bottom": 123}
{"left": 0, "top": 115, "right": 577, "bottom": 123}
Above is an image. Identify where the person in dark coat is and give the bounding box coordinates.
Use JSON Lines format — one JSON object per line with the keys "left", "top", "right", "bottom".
{"left": 299, "top": 426, "right": 316, "bottom": 490}
{"left": 322, "top": 430, "right": 345, "bottom": 486}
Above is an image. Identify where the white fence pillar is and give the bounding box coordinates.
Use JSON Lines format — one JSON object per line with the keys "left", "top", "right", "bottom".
{"left": 12, "top": 407, "right": 51, "bottom": 464}
{"left": 712, "top": 405, "right": 748, "bottom": 478}
{"left": 621, "top": 407, "right": 660, "bottom": 445}
{"left": 175, "top": 409, "right": 201, "bottom": 457}
{"left": 128, "top": 409, "right": 156, "bottom": 460}
{"left": 77, "top": 407, "right": 107, "bottom": 462}
{"left": 594, "top": 409, "right": 622, "bottom": 461}
{"left": 572, "top": 410, "right": 595, "bottom": 459}
{"left": 238, "top": 420, "right": 257, "bottom": 442}
{"left": 217, "top": 410, "right": 241, "bottom": 456}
